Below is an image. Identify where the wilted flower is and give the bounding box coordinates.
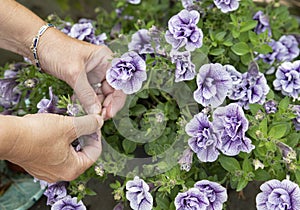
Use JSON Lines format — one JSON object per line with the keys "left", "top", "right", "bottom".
{"left": 264, "top": 100, "right": 277, "bottom": 114}
{"left": 194, "top": 63, "right": 232, "bottom": 108}
{"left": 127, "top": 0, "right": 141, "bottom": 4}
{"left": 94, "top": 163, "right": 104, "bottom": 176}
{"left": 174, "top": 188, "right": 209, "bottom": 209}
{"left": 229, "top": 62, "right": 270, "bottom": 109}
{"left": 256, "top": 179, "right": 300, "bottom": 210}
{"left": 128, "top": 29, "right": 160, "bottom": 55}
{"left": 126, "top": 176, "right": 153, "bottom": 210}
{"left": 273, "top": 60, "right": 300, "bottom": 100}
{"left": 253, "top": 159, "right": 264, "bottom": 170}
{"left": 277, "top": 142, "right": 297, "bottom": 164}
{"left": 178, "top": 148, "right": 194, "bottom": 171}
{"left": 291, "top": 105, "right": 300, "bottom": 131}
{"left": 278, "top": 35, "right": 300, "bottom": 62}
{"left": 185, "top": 112, "right": 220, "bottom": 162}
{"left": 170, "top": 50, "right": 196, "bottom": 82}
{"left": 67, "top": 103, "right": 82, "bottom": 116}
{"left": 213, "top": 0, "right": 239, "bottom": 13}
{"left": 44, "top": 182, "right": 68, "bottom": 206}
{"left": 106, "top": 51, "right": 147, "bottom": 94}
{"left": 213, "top": 103, "right": 255, "bottom": 156}
{"left": 0, "top": 77, "right": 20, "bottom": 109}
{"left": 51, "top": 196, "right": 86, "bottom": 210}
{"left": 253, "top": 11, "right": 272, "bottom": 37}
{"left": 194, "top": 180, "right": 228, "bottom": 210}
{"left": 37, "top": 87, "right": 65, "bottom": 114}
{"left": 165, "top": 9, "right": 203, "bottom": 51}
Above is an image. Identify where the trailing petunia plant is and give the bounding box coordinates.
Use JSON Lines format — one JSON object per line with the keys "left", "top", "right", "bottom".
{"left": 1, "top": 0, "right": 300, "bottom": 209}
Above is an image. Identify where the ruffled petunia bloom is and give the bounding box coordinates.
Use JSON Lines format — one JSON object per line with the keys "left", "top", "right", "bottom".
{"left": 44, "top": 182, "right": 68, "bottom": 206}
{"left": 253, "top": 11, "right": 272, "bottom": 37}
{"left": 37, "top": 87, "right": 66, "bottom": 114}
{"left": 258, "top": 39, "right": 288, "bottom": 65}
{"left": 264, "top": 100, "right": 277, "bottom": 114}
{"left": 231, "top": 62, "right": 270, "bottom": 109}
{"left": 106, "top": 51, "right": 147, "bottom": 94}
{"left": 194, "top": 180, "right": 228, "bottom": 210}
{"left": 256, "top": 179, "right": 300, "bottom": 210}
{"left": 165, "top": 9, "right": 203, "bottom": 51}
{"left": 51, "top": 196, "right": 86, "bottom": 210}
{"left": 174, "top": 187, "right": 209, "bottom": 210}
{"left": 128, "top": 29, "right": 160, "bottom": 55}
{"left": 0, "top": 77, "right": 20, "bottom": 109}
{"left": 185, "top": 112, "right": 220, "bottom": 162}
{"left": 213, "top": 103, "right": 255, "bottom": 156}
{"left": 278, "top": 35, "right": 300, "bottom": 62}
{"left": 213, "top": 0, "right": 239, "bottom": 13}
{"left": 126, "top": 176, "right": 153, "bottom": 210}
{"left": 273, "top": 60, "right": 300, "bottom": 100}
{"left": 68, "top": 22, "right": 94, "bottom": 41}
{"left": 170, "top": 50, "right": 196, "bottom": 82}
{"left": 194, "top": 63, "right": 232, "bottom": 108}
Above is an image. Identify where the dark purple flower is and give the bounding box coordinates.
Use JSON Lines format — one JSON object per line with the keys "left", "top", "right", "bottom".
{"left": 185, "top": 113, "right": 220, "bottom": 162}
{"left": 174, "top": 187, "right": 209, "bottom": 210}
{"left": 194, "top": 63, "right": 232, "bottom": 108}
{"left": 68, "top": 22, "right": 94, "bottom": 40}
{"left": 253, "top": 11, "right": 272, "bottom": 37}
{"left": 106, "top": 51, "right": 147, "bottom": 94}
{"left": 51, "top": 196, "right": 86, "bottom": 210}
{"left": 37, "top": 87, "right": 65, "bottom": 114}
{"left": 233, "top": 62, "right": 270, "bottom": 109}
{"left": 44, "top": 182, "right": 68, "bottom": 206}
{"left": 165, "top": 9, "right": 203, "bottom": 51}
{"left": 87, "top": 33, "right": 107, "bottom": 45}
{"left": 213, "top": 0, "right": 239, "bottom": 13}
{"left": 264, "top": 100, "right": 277, "bottom": 114}
{"left": 170, "top": 50, "right": 196, "bottom": 82}
{"left": 194, "top": 180, "right": 228, "bottom": 210}
{"left": 128, "top": 29, "right": 159, "bottom": 55}
{"left": 278, "top": 35, "right": 300, "bottom": 62}
{"left": 256, "top": 179, "right": 300, "bottom": 210}
{"left": 213, "top": 103, "right": 255, "bottom": 156}
{"left": 178, "top": 148, "right": 194, "bottom": 172}
{"left": 224, "top": 64, "right": 243, "bottom": 100}
{"left": 273, "top": 61, "right": 300, "bottom": 100}
{"left": 126, "top": 176, "right": 153, "bottom": 210}
{"left": 67, "top": 103, "right": 82, "bottom": 116}
{"left": 0, "top": 77, "right": 20, "bottom": 109}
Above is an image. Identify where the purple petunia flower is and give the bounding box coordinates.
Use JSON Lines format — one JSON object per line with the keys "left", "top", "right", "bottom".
{"left": 213, "top": 103, "right": 255, "bottom": 156}
{"left": 178, "top": 148, "right": 194, "bottom": 172}
{"left": 127, "top": 0, "right": 141, "bottom": 4}
{"left": 232, "top": 62, "right": 270, "bottom": 109}
{"left": 51, "top": 196, "right": 86, "bottom": 210}
{"left": 128, "top": 29, "right": 160, "bottom": 55}
{"left": 37, "top": 87, "right": 65, "bottom": 114}
{"left": 44, "top": 182, "right": 68, "bottom": 206}
{"left": 258, "top": 39, "right": 288, "bottom": 65}
{"left": 174, "top": 187, "right": 209, "bottom": 209}
{"left": 291, "top": 105, "right": 300, "bottom": 131}
{"left": 264, "top": 100, "right": 277, "bottom": 114}
{"left": 106, "top": 51, "right": 147, "bottom": 94}
{"left": 213, "top": 0, "right": 239, "bottom": 13}
{"left": 68, "top": 22, "right": 94, "bottom": 40}
{"left": 0, "top": 77, "right": 20, "bottom": 109}
{"left": 181, "top": 0, "right": 194, "bottom": 9}
{"left": 194, "top": 63, "right": 232, "bottom": 108}
{"left": 67, "top": 103, "right": 82, "bottom": 116}
{"left": 278, "top": 35, "right": 300, "bottom": 62}
{"left": 256, "top": 179, "right": 300, "bottom": 210}
{"left": 194, "top": 180, "right": 228, "bottom": 210}
{"left": 273, "top": 60, "right": 300, "bottom": 100}
{"left": 165, "top": 9, "right": 203, "bottom": 51}
{"left": 186, "top": 112, "right": 220, "bottom": 162}
{"left": 253, "top": 11, "right": 272, "bottom": 37}
{"left": 170, "top": 50, "right": 196, "bottom": 82}
{"left": 126, "top": 176, "right": 153, "bottom": 210}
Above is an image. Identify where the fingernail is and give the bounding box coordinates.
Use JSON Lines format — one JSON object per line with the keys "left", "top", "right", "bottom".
{"left": 88, "top": 104, "right": 101, "bottom": 114}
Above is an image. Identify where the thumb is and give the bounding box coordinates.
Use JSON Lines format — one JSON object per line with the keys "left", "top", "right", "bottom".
{"left": 73, "top": 71, "right": 102, "bottom": 114}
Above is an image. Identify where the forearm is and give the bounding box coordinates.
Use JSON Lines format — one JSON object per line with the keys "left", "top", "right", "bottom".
{"left": 0, "top": 115, "right": 21, "bottom": 159}
{"left": 0, "top": 0, "right": 45, "bottom": 59}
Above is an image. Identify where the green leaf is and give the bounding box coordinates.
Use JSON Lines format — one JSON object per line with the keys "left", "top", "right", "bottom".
{"left": 259, "top": 118, "right": 268, "bottom": 136}
{"left": 241, "top": 53, "right": 252, "bottom": 65}
{"left": 248, "top": 103, "right": 262, "bottom": 115}
{"left": 223, "top": 39, "right": 233, "bottom": 46}
{"left": 286, "top": 133, "right": 300, "bottom": 148}
{"left": 254, "top": 44, "right": 273, "bottom": 54}
{"left": 219, "top": 156, "right": 241, "bottom": 172}
{"left": 278, "top": 97, "right": 290, "bottom": 112}
{"left": 236, "top": 178, "right": 248, "bottom": 192}
{"left": 215, "top": 31, "right": 227, "bottom": 41}
{"left": 156, "top": 196, "right": 170, "bottom": 210}
{"left": 240, "top": 20, "right": 258, "bottom": 32}
{"left": 242, "top": 159, "right": 252, "bottom": 173}
{"left": 231, "top": 42, "right": 250, "bottom": 56}
{"left": 122, "top": 139, "right": 137, "bottom": 154}
{"left": 130, "top": 104, "right": 147, "bottom": 116}
{"left": 248, "top": 31, "right": 259, "bottom": 45}
{"left": 254, "top": 169, "right": 271, "bottom": 181}
{"left": 85, "top": 188, "right": 97, "bottom": 196}
{"left": 209, "top": 48, "right": 225, "bottom": 56}
{"left": 268, "top": 123, "right": 289, "bottom": 139}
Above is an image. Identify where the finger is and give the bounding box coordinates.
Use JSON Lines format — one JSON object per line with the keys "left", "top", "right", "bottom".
{"left": 73, "top": 71, "right": 102, "bottom": 114}
{"left": 77, "top": 134, "right": 102, "bottom": 163}
{"left": 72, "top": 114, "right": 103, "bottom": 143}
{"left": 103, "top": 91, "right": 127, "bottom": 118}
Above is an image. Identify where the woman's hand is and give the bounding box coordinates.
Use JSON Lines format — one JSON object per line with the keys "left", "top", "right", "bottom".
{"left": 2, "top": 113, "right": 103, "bottom": 183}
{"left": 38, "top": 29, "right": 126, "bottom": 118}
